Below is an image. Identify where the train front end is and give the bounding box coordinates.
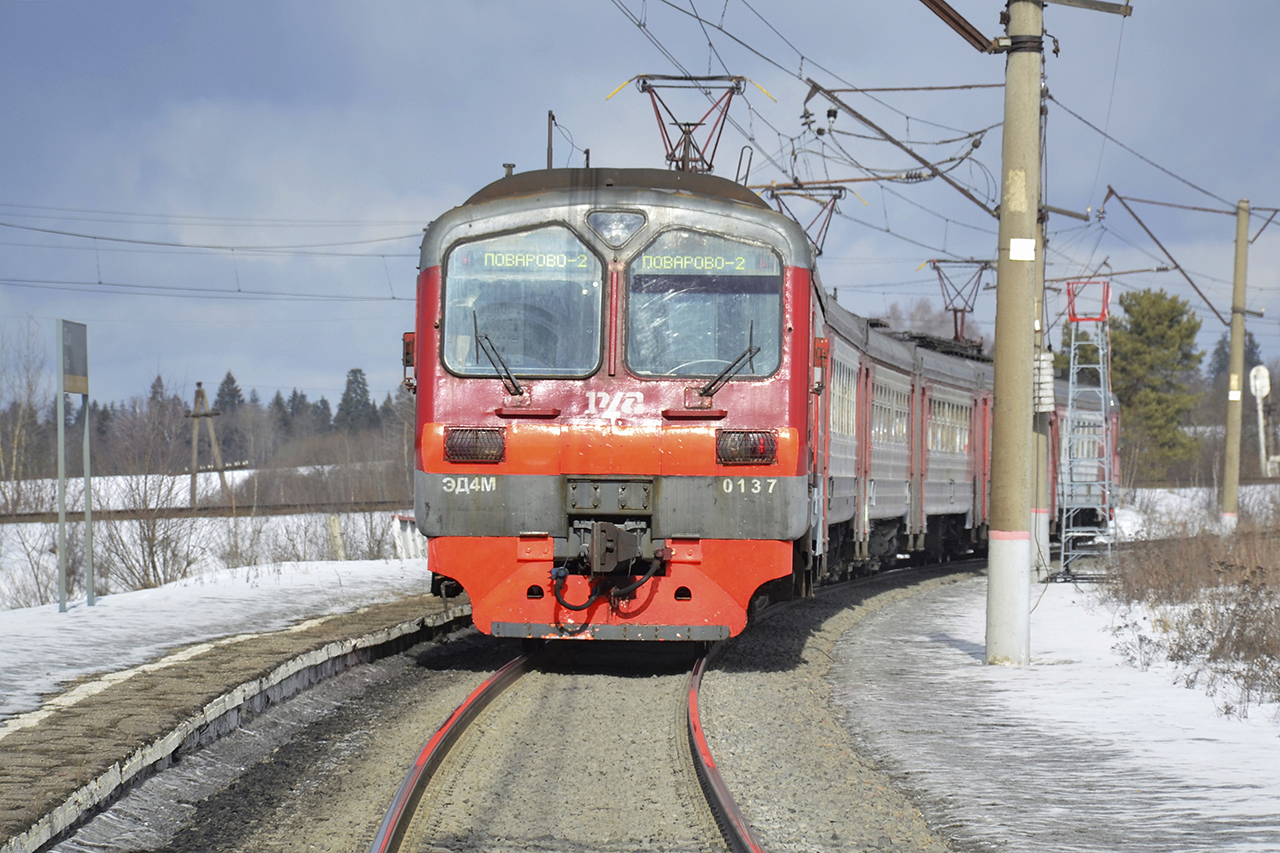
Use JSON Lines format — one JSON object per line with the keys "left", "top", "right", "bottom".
{"left": 410, "top": 169, "right": 815, "bottom": 640}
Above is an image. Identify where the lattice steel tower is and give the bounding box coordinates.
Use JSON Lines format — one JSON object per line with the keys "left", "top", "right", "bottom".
{"left": 1058, "top": 281, "right": 1116, "bottom": 579}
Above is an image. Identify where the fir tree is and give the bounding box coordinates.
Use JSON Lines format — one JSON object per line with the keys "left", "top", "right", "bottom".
{"left": 1207, "top": 330, "right": 1263, "bottom": 382}
{"left": 287, "top": 388, "right": 309, "bottom": 420}
{"left": 149, "top": 374, "right": 166, "bottom": 405}
{"left": 334, "top": 369, "right": 379, "bottom": 433}
{"left": 314, "top": 397, "right": 332, "bottom": 433}
{"left": 269, "top": 391, "right": 291, "bottom": 438}
{"left": 215, "top": 371, "right": 244, "bottom": 413}
{"left": 1110, "top": 288, "right": 1204, "bottom": 481}
{"left": 91, "top": 400, "right": 113, "bottom": 441}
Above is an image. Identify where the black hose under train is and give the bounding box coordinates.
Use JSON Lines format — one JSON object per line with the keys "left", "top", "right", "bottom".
{"left": 551, "top": 559, "right": 662, "bottom": 610}
{"left": 551, "top": 567, "right": 602, "bottom": 611}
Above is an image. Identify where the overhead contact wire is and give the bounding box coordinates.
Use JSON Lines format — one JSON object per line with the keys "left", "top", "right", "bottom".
{"left": 0, "top": 219, "right": 421, "bottom": 251}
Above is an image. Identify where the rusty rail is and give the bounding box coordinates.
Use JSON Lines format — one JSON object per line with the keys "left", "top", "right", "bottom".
{"left": 0, "top": 499, "right": 408, "bottom": 525}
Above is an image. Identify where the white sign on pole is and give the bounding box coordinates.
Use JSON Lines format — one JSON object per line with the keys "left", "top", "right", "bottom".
{"left": 1249, "top": 364, "right": 1270, "bottom": 399}
{"left": 1251, "top": 365, "right": 1274, "bottom": 478}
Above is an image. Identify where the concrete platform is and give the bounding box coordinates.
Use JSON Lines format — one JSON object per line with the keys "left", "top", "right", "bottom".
{"left": 0, "top": 589, "right": 468, "bottom": 853}
{"left": 832, "top": 576, "right": 1280, "bottom": 852}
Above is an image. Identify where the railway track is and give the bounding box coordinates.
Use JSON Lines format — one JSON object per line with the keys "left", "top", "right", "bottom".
{"left": 367, "top": 564, "right": 976, "bottom": 853}
{"left": 41, "top": 559, "right": 975, "bottom": 852}
{"left": 368, "top": 642, "right": 760, "bottom": 853}
{"left": 0, "top": 498, "right": 408, "bottom": 525}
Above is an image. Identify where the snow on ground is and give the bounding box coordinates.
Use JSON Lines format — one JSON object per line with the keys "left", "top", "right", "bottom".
{"left": 0, "top": 559, "right": 431, "bottom": 720}
{"left": 1114, "top": 484, "right": 1280, "bottom": 539}
{"left": 0, "top": 512, "right": 415, "bottom": 612}
{"left": 2, "top": 470, "right": 256, "bottom": 514}
{"left": 834, "top": 577, "right": 1280, "bottom": 853}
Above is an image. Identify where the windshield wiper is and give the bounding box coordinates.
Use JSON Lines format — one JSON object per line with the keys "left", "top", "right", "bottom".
{"left": 473, "top": 312, "right": 524, "bottom": 396}
{"left": 700, "top": 321, "right": 760, "bottom": 397}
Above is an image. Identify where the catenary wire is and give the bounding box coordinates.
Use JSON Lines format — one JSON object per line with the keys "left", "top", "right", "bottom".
{"left": 0, "top": 220, "right": 421, "bottom": 251}
{"left": 653, "top": 1, "right": 1264, "bottom": 282}
{"left": 1049, "top": 94, "right": 1234, "bottom": 209}
{"left": 0, "top": 239, "right": 418, "bottom": 258}
{"left": 0, "top": 203, "right": 426, "bottom": 228}
{"left": 1087, "top": 14, "right": 1128, "bottom": 205}
{"left": 0, "top": 276, "right": 399, "bottom": 302}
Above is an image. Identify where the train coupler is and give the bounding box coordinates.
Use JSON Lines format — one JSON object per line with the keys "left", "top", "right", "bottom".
{"left": 588, "top": 521, "right": 642, "bottom": 575}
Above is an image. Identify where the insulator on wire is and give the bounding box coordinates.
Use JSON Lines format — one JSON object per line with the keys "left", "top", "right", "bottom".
{"left": 1034, "top": 352, "right": 1056, "bottom": 414}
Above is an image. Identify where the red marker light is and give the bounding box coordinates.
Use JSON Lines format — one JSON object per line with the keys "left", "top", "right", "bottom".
{"left": 444, "top": 427, "right": 506, "bottom": 463}
{"left": 715, "top": 430, "right": 778, "bottom": 465}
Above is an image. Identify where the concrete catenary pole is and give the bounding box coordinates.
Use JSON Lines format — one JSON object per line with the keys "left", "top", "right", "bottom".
{"left": 1221, "top": 199, "right": 1250, "bottom": 531}
{"left": 1033, "top": 220, "right": 1052, "bottom": 581}
{"left": 986, "top": 0, "right": 1042, "bottom": 666}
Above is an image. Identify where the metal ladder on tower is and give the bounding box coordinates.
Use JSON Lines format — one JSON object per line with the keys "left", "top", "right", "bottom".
{"left": 1056, "top": 280, "right": 1115, "bottom": 581}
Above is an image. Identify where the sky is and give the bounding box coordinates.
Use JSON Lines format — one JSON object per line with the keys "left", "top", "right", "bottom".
{"left": 2, "top": 0, "right": 1278, "bottom": 408}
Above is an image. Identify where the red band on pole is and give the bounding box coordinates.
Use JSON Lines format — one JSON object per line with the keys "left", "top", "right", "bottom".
{"left": 990, "top": 529, "right": 1032, "bottom": 540}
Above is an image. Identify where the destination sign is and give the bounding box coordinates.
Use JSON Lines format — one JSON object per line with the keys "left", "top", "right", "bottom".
{"left": 635, "top": 231, "right": 780, "bottom": 276}
{"left": 450, "top": 226, "right": 600, "bottom": 280}
{"left": 477, "top": 251, "right": 592, "bottom": 270}
{"left": 638, "top": 252, "right": 772, "bottom": 274}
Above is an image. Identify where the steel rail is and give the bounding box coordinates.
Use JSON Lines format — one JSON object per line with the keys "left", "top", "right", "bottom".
{"left": 367, "top": 562, "right": 981, "bottom": 853}
{"left": 687, "top": 646, "right": 769, "bottom": 853}
{"left": 367, "top": 653, "right": 533, "bottom": 853}
{"left": 0, "top": 498, "right": 409, "bottom": 525}
{"left": 687, "top": 559, "right": 986, "bottom": 853}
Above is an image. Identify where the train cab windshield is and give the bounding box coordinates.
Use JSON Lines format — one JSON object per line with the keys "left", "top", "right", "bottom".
{"left": 626, "top": 230, "right": 782, "bottom": 377}
{"left": 442, "top": 226, "right": 604, "bottom": 377}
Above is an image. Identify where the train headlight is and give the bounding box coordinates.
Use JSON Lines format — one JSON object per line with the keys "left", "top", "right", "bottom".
{"left": 715, "top": 430, "right": 778, "bottom": 465}
{"left": 444, "top": 427, "right": 506, "bottom": 463}
{"left": 587, "top": 210, "right": 646, "bottom": 248}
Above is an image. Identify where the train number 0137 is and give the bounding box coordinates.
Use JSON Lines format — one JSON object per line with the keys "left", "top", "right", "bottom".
{"left": 721, "top": 477, "right": 777, "bottom": 495}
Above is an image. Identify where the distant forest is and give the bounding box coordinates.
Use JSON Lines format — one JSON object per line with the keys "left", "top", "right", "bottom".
{"left": 1, "top": 336, "right": 415, "bottom": 513}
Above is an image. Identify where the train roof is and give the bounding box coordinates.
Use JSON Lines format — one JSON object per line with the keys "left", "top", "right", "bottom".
{"left": 822, "top": 294, "right": 994, "bottom": 387}
{"left": 464, "top": 168, "right": 770, "bottom": 209}
{"left": 422, "top": 167, "right": 812, "bottom": 271}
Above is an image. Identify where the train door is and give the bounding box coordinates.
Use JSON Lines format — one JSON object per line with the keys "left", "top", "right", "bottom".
{"left": 1047, "top": 403, "right": 1061, "bottom": 528}
{"left": 807, "top": 333, "right": 830, "bottom": 593}
{"left": 856, "top": 362, "right": 875, "bottom": 553}
{"left": 974, "top": 391, "right": 993, "bottom": 531}
{"left": 910, "top": 379, "right": 929, "bottom": 550}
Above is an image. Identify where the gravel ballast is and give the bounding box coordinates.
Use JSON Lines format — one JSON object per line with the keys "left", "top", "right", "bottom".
{"left": 52, "top": 629, "right": 520, "bottom": 853}
{"left": 399, "top": 643, "right": 724, "bottom": 853}
{"left": 700, "top": 568, "right": 980, "bottom": 853}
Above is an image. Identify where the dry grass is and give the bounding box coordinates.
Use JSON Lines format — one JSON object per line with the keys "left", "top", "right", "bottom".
{"left": 1105, "top": 525, "right": 1280, "bottom": 717}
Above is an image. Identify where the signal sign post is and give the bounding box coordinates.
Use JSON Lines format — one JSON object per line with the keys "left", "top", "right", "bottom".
{"left": 56, "top": 320, "right": 95, "bottom": 611}
{"left": 1250, "top": 365, "right": 1273, "bottom": 477}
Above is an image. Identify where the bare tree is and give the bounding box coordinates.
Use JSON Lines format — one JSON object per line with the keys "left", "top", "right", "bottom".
{"left": 94, "top": 378, "right": 205, "bottom": 590}
{"left": 0, "top": 318, "right": 51, "bottom": 514}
